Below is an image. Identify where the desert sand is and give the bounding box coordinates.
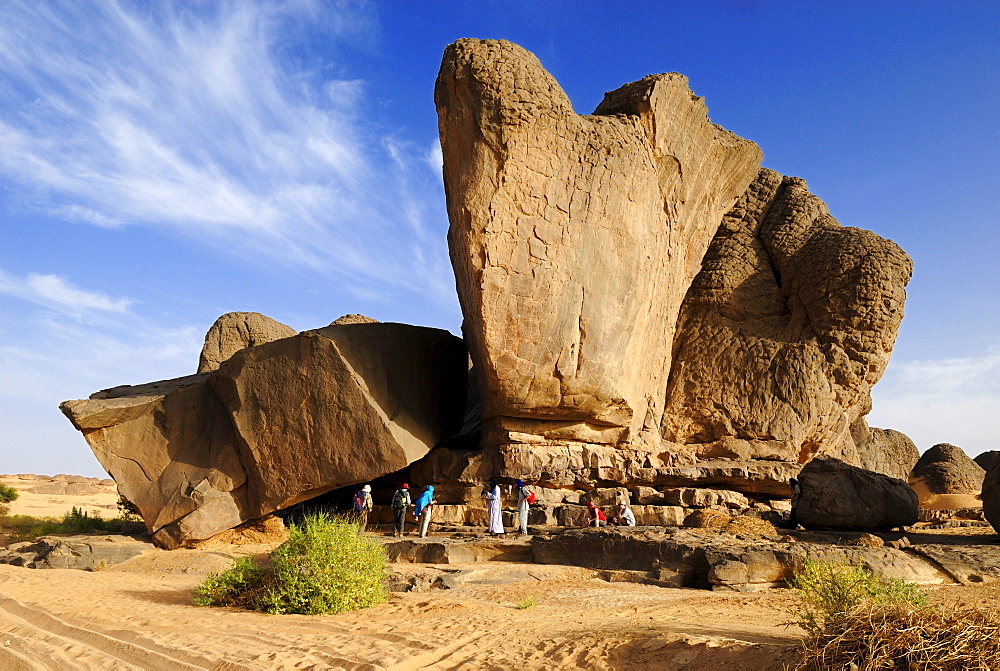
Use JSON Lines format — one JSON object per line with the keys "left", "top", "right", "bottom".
{"left": 1, "top": 475, "right": 996, "bottom": 669}
{"left": 0, "top": 475, "right": 119, "bottom": 520}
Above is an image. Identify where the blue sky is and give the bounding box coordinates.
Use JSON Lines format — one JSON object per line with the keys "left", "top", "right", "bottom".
{"left": 1, "top": 1, "right": 997, "bottom": 477}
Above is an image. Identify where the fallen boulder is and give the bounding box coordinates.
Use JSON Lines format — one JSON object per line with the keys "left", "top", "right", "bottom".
{"left": 61, "top": 322, "right": 469, "bottom": 548}
{"left": 795, "top": 456, "right": 918, "bottom": 530}
{"left": 908, "top": 443, "right": 984, "bottom": 510}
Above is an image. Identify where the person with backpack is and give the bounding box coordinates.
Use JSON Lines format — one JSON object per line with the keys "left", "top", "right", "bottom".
{"left": 515, "top": 479, "right": 535, "bottom": 536}
{"left": 391, "top": 483, "right": 411, "bottom": 537}
{"left": 585, "top": 501, "right": 607, "bottom": 527}
{"left": 353, "top": 484, "right": 374, "bottom": 532}
{"left": 413, "top": 485, "right": 436, "bottom": 538}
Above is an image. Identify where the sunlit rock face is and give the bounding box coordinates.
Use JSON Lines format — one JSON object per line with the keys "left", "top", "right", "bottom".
{"left": 434, "top": 38, "right": 912, "bottom": 496}
{"left": 661, "top": 169, "right": 913, "bottom": 467}
{"left": 436, "top": 38, "right": 763, "bottom": 451}
{"left": 197, "top": 311, "right": 296, "bottom": 373}
{"left": 61, "top": 321, "right": 469, "bottom": 548}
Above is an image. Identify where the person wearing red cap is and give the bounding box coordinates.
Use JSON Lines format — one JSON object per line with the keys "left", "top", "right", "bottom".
{"left": 391, "top": 483, "right": 412, "bottom": 537}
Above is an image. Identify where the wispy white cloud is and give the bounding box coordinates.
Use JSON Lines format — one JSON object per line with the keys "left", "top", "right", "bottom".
{"left": 0, "top": 1, "right": 453, "bottom": 305}
{"left": 0, "top": 269, "right": 134, "bottom": 316}
{"left": 869, "top": 348, "right": 1000, "bottom": 457}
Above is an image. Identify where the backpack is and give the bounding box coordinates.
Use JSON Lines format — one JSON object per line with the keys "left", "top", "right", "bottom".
{"left": 353, "top": 491, "right": 365, "bottom": 511}
{"left": 391, "top": 489, "right": 408, "bottom": 509}
{"left": 525, "top": 489, "right": 537, "bottom": 505}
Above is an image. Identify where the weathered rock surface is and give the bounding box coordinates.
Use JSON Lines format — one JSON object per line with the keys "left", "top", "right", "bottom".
{"left": 437, "top": 38, "right": 762, "bottom": 450}
{"left": 61, "top": 322, "right": 468, "bottom": 548}
{"left": 661, "top": 169, "right": 913, "bottom": 469}
{"left": 980, "top": 457, "right": 1000, "bottom": 533}
{"left": 795, "top": 456, "right": 918, "bottom": 530}
{"left": 197, "top": 311, "right": 296, "bottom": 373}
{"left": 975, "top": 450, "right": 1000, "bottom": 473}
{"left": 909, "top": 443, "right": 984, "bottom": 509}
{"left": 330, "top": 313, "right": 380, "bottom": 325}
{"left": 854, "top": 423, "right": 920, "bottom": 481}
{"left": 0, "top": 534, "right": 152, "bottom": 570}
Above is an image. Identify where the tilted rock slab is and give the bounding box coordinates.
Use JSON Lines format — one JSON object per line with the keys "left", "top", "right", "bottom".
{"left": 61, "top": 322, "right": 468, "bottom": 548}
{"left": 795, "top": 456, "right": 918, "bottom": 530}
{"left": 436, "top": 38, "right": 762, "bottom": 449}
{"left": 197, "top": 311, "right": 296, "bottom": 373}
{"left": 661, "top": 169, "right": 913, "bottom": 468}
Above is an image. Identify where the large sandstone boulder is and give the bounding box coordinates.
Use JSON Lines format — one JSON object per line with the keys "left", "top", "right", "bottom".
{"left": 981, "top": 458, "right": 1000, "bottom": 533}
{"left": 795, "top": 456, "right": 918, "bottom": 530}
{"left": 61, "top": 322, "right": 468, "bottom": 548}
{"left": 974, "top": 451, "right": 1000, "bottom": 474}
{"left": 908, "top": 443, "right": 984, "bottom": 510}
{"left": 436, "top": 38, "right": 762, "bottom": 450}
{"left": 661, "top": 169, "right": 913, "bottom": 467}
{"left": 197, "top": 312, "right": 296, "bottom": 373}
{"left": 853, "top": 423, "right": 921, "bottom": 481}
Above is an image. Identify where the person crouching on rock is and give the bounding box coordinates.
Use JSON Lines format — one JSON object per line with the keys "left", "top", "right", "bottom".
{"left": 611, "top": 502, "right": 636, "bottom": 527}
{"left": 585, "top": 501, "right": 607, "bottom": 527}
{"left": 483, "top": 478, "right": 505, "bottom": 536}
{"left": 391, "top": 483, "right": 411, "bottom": 537}
{"left": 413, "top": 485, "right": 436, "bottom": 538}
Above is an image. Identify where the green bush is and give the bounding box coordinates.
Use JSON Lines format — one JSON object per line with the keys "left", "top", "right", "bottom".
{"left": 193, "top": 513, "right": 389, "bottom": 615}
{"left": 192, "top": 557, "right": 264, "bottom": 608}
{"left": 788, "top": 558, "right": 928, "bottom": 635}
{"left": 0, "top": 483, "right": 19, "bottom": 504}
{"left": 1, "top": 507, "right": 136, "bottom": 544}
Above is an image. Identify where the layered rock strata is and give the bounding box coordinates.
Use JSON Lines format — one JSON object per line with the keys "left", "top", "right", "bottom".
{"left": 61, "top": 322, "right": 468, "bottom": 548}
{"left": 437, "top": 38, "right": 762, "bottom": 450}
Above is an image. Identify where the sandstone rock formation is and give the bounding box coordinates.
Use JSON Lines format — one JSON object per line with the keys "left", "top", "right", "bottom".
{"left": 981, "top": 458, "right": 1000, "bottom": 533}
{"left": 432, "top": 38, "right": 912, "bottom": 504}
{"left": 197, "top": 312, "right": 296, "bottom": 373}
{"left": 854, "top": 423, "right": 921, "bottom": 481}
{"left": 974, "top": 451, "right": 1000, "bottom": 473}
{"left": 661, "top": 169, "right": 913, "bottom": 467}
{"left": 330, "top": 313, "right": 380, "bottom": 325}
{"left": 61, "top": 321, "right": 468, "bottom": 548}
{"left": 909, "top": 443, "right": 985, "bottom": 510}
{"left": 795, "top": 456, "right": 918, "bottom": 530}
{"left": 437, "top": 38, "right": 762, "bottom": 450}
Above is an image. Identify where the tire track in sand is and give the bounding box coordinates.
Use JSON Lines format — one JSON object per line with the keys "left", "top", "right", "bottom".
{"left": 0, "top": 593, "right": 215, "bottom": 670}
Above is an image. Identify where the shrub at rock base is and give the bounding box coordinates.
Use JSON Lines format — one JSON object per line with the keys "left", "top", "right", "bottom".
{"left": 789, "top": 559, "right": 1000, "bottom": 669}
{"left": 193, "top": 513, "right": 388, "bottom": 615}
{"left": 788, "top": 559, "right": 927, "bottom": 636}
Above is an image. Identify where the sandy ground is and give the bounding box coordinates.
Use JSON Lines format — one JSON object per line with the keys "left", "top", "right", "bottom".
{"left": 0, "top": 554, "right": 804, "bottom": 670}
{"left": 1, "top": 476, "right": 996, "bottom": 669}
{"left": 0, "top": 475, "right": 119, "bottom": 519}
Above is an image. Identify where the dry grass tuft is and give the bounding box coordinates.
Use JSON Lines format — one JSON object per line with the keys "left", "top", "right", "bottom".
{"left": 795, "top": 605, "right": 1000, "bottom": 670}
{"left": 846, "top": 533, "right": 884, "bottom": 548}
{"left": 683, "top": 509, "right": 730, "bottom": 529}
{"left": 723, "top": 515, "right": 776, "bottom": 535}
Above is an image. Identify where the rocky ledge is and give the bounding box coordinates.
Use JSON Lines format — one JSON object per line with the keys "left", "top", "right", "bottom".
{"left": 379, "top": 526, "right": 1000, "bottom": 592}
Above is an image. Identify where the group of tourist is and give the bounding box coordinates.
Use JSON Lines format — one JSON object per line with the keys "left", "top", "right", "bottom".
{"left": 352, "top": 480, "right": 638, "bottom": 537}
